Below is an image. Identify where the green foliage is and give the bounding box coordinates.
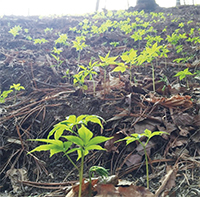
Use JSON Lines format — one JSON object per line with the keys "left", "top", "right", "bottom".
{"left": 34, "top": 38, "right": 48, "bottom": 44}
{"left": 55, "top": 34, "right": 68, "bottom": 45}
{"left": 10, "top": 83, "right": 25, "bottom": 91}
{"left": 0, "top": 83, "right": 25, "bottom": 103}
{"left": 10, "top": 83, "right": 25, "bottom": 103}
{"left": 109, "top": 42, "right": 119, "bottom": 47}
{"left": 0, "top": 89, "right": 13, "bottom": 103}
{"left": 24, "top": 28, "right": 29, "bottom": 33}
{"left": 73, "top": 61, "right": 98, "bottom": 92}
{"left": 113, "top": 49, "right": 138, "bottom": 81}
{"left": 44, "top": 27, "right": 53, "bottom": 33}
{"left": 26, "top": 36, "right": 32, "bottom": 41}
{"left": 28, "top": 115, "right": 112, "bottom": 197}
{"left": 98, "top": 51, "right": 118, "bottom": 82}
{"left": 72, "top": 36, "right": 87, "bottom": 51}
{"left": 115, "top": 129, "right": 168, "bottom": 189}
{"left": 174, "top": 68, "right": 193, "bottom": 80}
{"left": 9, "top": 25, "right": 22, "bottom": 37}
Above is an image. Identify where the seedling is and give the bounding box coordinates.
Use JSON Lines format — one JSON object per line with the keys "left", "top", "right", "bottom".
{"left": 110, "top": 42, "right": 119, "bottom": 47}
{"left": 174, "top": 68, "right": 193, "bottom": 87}
{"left": 24, "top": 28, "right": 29, "bottom": 33}
{"left": 72, "top": 36, "right": 88, "bottom": 65}
{"left": 28, "top": 115, "right": 113, "bottom": 197}
{"left": 10, "top": 83, "right": 25, "bottom": 103}
{"left": 98, "top": 51, "right": 118, "bottom": 83}
{"left": 137, "top": 43, "right": 162, "bottom": 92}
{"left": 34, "top": 38, "right": 48, "bottom": 44}
{"left": 73, "top": 61, "right": 98, "bottom": 93}
{"left": 44, "top": 27, "right": 53, "bottom": 33}
{"left": 120, "top": 49, "right": 138, "bottom": 82}
{"left": 55, "top": 34, "right": 68, "bottom": 45}
{"left": 0, "top": 89, "right": 13, "bottom": 103}
{"left": 115, "top": 129, "right": 168, "bottom": 189}
{"left": 9, "top": 25, "right": 22, "bottom": 37}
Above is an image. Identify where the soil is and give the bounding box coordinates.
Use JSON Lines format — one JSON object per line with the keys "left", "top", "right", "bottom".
{"left": 0, "top": 5, "right": 200, "bottom": 197}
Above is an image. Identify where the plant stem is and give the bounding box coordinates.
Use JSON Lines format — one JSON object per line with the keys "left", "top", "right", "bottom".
{"left": 66, "top": 154, "right": 79, "bottom": 172}
{"left": 78, "top": 50, "right": 81, "bottom": 65}
{"left": 143, "top": 146, "right": 149, "bottom": 189}
{"left": 78, "top": 150, "right": 85, "bottom": 197}
{"left": 151, "top": 63, "right": 155, "bottom": 92}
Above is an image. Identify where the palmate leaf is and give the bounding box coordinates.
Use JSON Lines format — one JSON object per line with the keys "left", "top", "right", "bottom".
{"left": 28, "top": 139, "right": 66, "bottom": 157}
{"left": 87, "top": 136, "right": 113, "bottom": 146}
{"left": 62, "top": 135, "right": 84, "bottom": 146}
{"left": 86, "top": 145, "right": 105, "bottom": 151}
{"left": 85, "top": 115, "right": 104, "bottom": 128}
{"left": 112, "top": 65, "right": 127, "bottom": 73}
{"left": 78, "top": 125, "right": 93, "bottom": 144}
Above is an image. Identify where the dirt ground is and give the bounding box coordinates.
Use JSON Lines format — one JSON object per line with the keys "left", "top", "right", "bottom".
{"left": 0, "top": 5, "right": 200, "bottom": 197}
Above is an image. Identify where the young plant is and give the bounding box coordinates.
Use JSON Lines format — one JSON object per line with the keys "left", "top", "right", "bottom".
{"left": 44, "top": 27, "right": 53, "bottom": 33}
{"left": 110, "top": 42, "right": 119, "bottom": 47}
{"left": 10, "top": 83, "right": 25, "bottom": 103}
{"left": 130, "top": 29, "right": 146, "bottom": 49}
{"left": 0, "top": 89, "right": 13, "bottom": 103}
{"left": 174, "top": 68, "right": 194, "bottom": 87}
{"left": 120, "top": 48, "right": 138, "bottom": 82}
{"left": 137, "top": 42, "right": 162, "bottom": 92}
{"left": 34, "top": 38, "right": 48, "bottom": 44}
{"left": 51, "top": 47, "right": 63, "bottom": 67}
{"left": 73, "top": 61, "right": 98, "bottom": 93}
{"left": 115, "top": 129, "right": 168, "bottom": 189}
{"left": 28, "top": 115, "right": 112, "bottom": 197}
{"left": 24, "top": 28, "right": 29, "bottom": 33}
{"left": 72, "top": 36, "right": 88, "bottom": 65}
{"left": 9, "top": 25, "right": 22, "bottom": 38}
{"left": 55, "top": 34, "right": 68, "bottom": 45}
{"left": 98, "top": 51, "right": 118, "bottom": 83}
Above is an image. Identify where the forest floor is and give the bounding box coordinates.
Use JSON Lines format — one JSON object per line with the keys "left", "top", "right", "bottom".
{"left": 0, "top": 5, "right": 200, "bottom": 197}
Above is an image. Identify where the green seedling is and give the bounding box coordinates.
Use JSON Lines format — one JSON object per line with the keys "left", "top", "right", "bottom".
{"left": 28, "top": 114, "right": 112, "bottom": 197}
{"left": 51, "top": 47, "right": 63, "bottom": 67}
{"left": 0, "top": 89, "right": 13, "bottom": 103}
{"left": 10, "top": 83, "right": 25, "bottom": 103}
{"left": 130, "top": 29, "right": 146, "bottom": 48}
{"left": 88, "top": 166, "right": 109, "bottom": 196}
{"left": 34, "top": 38, "right": 48, "bottom": 44}
{"left": 110, "top": 42, "right": 119, "bottom": 47}
{"left": 73, "top": 61, "right": 98, "bottom": 93}
{"left": 174, "top": 68, "right": 194, "bottom": 87}
{"left": 115, "top": 129, "right": 168, "bottom": 189}
{"left": 9, "top": 25, "right": 22, "bottom": 37}
{"left": 137, "top": 43, "right": 162, "bottom": 92}
{"left": 26, "top": 36, "right": 32, "bottom": 41}
{"left": 44, "top": 27, "right": 53, "bottom": 33}
{"left": 72, "top": 36, "right": 88, "bottom": 65}
{"left": 119, "top": 48, "right": 138, "bottom": 82}
{"left": 55, "top": 34, "right": 68, "bottom": 45}
{"left": 98, "top": 51, "right": 118, "bottom": 83}
{"left": 24, "top": 28, "right": 29, "bottom": 33}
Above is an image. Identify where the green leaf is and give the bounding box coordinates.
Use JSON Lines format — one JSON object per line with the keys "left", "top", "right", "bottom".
{"left": 86, "top": 145, "right": 105, "bottom": 151}
{"left": 78, "top": 125, "right": 93, "bottom": 144}
{"left": 149, "top": 131, "right": 169, "bottom": 139}
{"left": 85, "top": 115, "right": 104, "bottom": 128}
{"left": 144, "top": 129, "right": 152, "bottom": 137}
{"left": 62, "top": 135, "right": 84, "bottom": 146}
{"left": 63, "top": 141, "right": 73, "bottom": 152}
{"left": 87, "top": 136, "right": 113, "bottom": 146}
{"left": 66, "top": 147, "right": 80, "bottom": 154}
